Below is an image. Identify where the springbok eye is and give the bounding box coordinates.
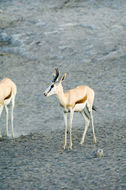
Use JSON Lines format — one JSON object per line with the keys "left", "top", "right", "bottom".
{"left": 51, "top": 84, "right": 54, "bottom": 88}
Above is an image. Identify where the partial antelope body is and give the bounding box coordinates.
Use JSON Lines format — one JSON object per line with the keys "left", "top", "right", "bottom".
{"left": 0, "top": 78, "right": 17, "bottom": 138}
{"left": 44, "top": 69, "right": 96, "bottom": 149}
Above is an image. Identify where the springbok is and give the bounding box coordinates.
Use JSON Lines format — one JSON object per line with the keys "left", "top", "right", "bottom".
{"left": 44, "top": 69, "right": 96, "bottom": 149}
{"left": 0, "top": 78, "right": 17, "bottom": 138}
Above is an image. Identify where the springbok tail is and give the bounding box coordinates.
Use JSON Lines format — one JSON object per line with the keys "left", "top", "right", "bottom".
{"left": 92, "top": 105, "right": 97, "bottom": 111}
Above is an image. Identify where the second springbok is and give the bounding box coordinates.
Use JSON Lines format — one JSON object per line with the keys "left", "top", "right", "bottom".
{"left": 0, "top": 78, "right": 17, "bottom": 138}
{"left": 44, "top": 69, "right": 96, "bottom": 150}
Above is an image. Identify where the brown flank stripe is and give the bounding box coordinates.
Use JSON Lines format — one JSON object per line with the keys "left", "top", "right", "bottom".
{"left": 66, "top": 95, "right": 87, "bottom": 109}
{"left": 75, "top": 95, "right": 87, "bottom": 105}
{"left": 4, "top": 90, "right": 12, "bottom": 100}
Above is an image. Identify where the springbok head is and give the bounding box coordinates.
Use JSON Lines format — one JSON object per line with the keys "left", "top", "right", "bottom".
{"left": 44, "top": 68, "right": 66, "bottom": 96}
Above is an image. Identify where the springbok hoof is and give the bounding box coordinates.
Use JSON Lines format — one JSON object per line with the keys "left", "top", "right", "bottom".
{"left": 93, "top": 137, "right": 97, "bottom": 144}
{"left": 63, "top": 146, "right": 65, "bottom": 150}
{"left": 69, "top": 145, "right": 72, "bottom": 150}
{"left": 80, "top": 140, "right": 84, "bottom": 145}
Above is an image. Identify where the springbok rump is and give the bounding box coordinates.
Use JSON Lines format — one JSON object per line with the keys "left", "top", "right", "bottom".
{"left": 44, "top": 69, "right": 96, "bottom": 150}
{"left": 0, "top": 78, "right": 17, "bottom": 138}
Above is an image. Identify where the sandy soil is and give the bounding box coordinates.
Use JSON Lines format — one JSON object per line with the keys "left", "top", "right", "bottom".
{"left": 0, "top": 0, "right": 126, "bottom": 189}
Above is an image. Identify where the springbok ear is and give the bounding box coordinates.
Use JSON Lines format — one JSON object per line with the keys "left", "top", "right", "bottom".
{"left": 61, "top": 73, "right": 66, "bottom": 82}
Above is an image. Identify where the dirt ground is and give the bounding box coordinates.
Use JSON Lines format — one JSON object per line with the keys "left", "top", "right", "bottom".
{"left": 0, "top": 0, "right": 126, "bottom": 189}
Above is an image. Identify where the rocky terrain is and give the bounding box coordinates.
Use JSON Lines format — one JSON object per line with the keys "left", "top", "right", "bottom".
{"left": 0, "top": 0, "right": 126, "bottom": 189}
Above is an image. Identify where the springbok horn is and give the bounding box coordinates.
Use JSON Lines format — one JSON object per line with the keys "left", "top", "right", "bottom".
{"left": 52, "top": 68, "right": 60, "bottom": 82}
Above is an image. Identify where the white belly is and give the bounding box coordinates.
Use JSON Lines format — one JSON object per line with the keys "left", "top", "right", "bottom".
{"left": 74, "top": 101, "right": 87, "bottom": 112}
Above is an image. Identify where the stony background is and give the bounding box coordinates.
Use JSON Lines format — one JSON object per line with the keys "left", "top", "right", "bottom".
{"left": 0, "top": 0, "right": 126, "bottom": 189}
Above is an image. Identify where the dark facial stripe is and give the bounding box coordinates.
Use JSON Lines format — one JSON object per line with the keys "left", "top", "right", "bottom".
{"left": 46, "top": 84, "right": 54, "bottom": 94}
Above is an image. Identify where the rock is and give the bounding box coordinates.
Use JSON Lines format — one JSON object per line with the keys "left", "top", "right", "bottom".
{"left": 92, "top": 148, "right": 104, "bottom": 157}
{"left": 0, "top": 33, "right": 11, "bottom": 45}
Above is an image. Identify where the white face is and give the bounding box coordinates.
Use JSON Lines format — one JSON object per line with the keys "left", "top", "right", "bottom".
{"left": 44, "top": 83, "right": 57, "bottom": 96}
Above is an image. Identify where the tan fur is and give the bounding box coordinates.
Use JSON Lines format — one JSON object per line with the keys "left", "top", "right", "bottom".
{"left": 0, "top": 78, "right": 17, "bottom": 106}
{"left": 0, "top": 78, "right": 17, "bottom": 138}
{"left": 56, "top": 84, "right": 94, "bottom": 110}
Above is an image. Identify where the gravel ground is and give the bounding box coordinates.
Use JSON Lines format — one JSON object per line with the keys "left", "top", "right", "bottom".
{"left": 0, "top": 0, "right": 126, "bottom": 189}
